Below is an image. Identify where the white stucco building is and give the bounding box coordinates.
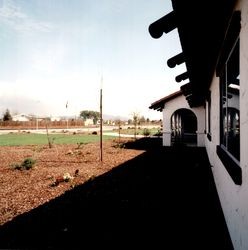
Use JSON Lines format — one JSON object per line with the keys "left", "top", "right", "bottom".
{"left": 12, "top": 114, "right": 31, "bottom": 122}
{"left": 149, "top": 0, "right": 248, "bottom": 249}
{"left": 150, "top": 90, "right": 205, "bottom": 147}
{"left": 84, "top": 118, "right": 94, "bottom": 126}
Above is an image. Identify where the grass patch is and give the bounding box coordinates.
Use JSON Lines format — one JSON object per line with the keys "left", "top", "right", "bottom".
{"left": 112, "top": 127, "right": 162, "bottom": 136}
{"left": 0, "top": 133, "right": 114, "bottom": 146}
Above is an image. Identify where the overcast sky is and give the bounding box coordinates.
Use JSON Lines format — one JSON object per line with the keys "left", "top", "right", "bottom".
{"left": 0, "top": 0, "right": 186, "bottom": 120}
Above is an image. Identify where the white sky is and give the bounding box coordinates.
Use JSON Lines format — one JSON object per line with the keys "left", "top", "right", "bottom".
{"left": 0, "top": 0, "right": 186, "bottom": 120}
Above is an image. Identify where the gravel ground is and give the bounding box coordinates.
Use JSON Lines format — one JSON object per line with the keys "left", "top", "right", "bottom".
{"left": 0, "top": 139, "right": 144, "bottom": 225}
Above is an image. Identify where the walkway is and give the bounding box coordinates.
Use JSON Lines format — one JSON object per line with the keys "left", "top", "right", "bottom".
{"left": 0, "top": 138, "right": 233, "bottom": 249}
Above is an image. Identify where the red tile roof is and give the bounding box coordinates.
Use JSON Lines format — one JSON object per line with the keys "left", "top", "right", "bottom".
{"left": 149, "top": 90, "right": 182, "bottom": 111}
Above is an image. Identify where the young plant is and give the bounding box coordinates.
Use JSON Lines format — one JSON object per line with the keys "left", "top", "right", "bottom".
{"left": 21, "top": 158, "right": 36, "bottom": 170}
{"left": 143, "top": 128, "right": 151, "bottom": 137}
{"left": 76, "top": 142, "right": 84, "bottom": 149}
{"left": 11, "top": 157, "right": 36, "bottom": 170}
{"left": 45, "top": 118, "right": 53, "bottom": 148}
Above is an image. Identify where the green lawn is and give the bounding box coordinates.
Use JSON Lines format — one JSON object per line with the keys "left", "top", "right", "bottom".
{"left": 113, "top": 127, "right": 162, "bottom": 136}
{"left": 0, "top": 133, "right": 114, "bottom": 146}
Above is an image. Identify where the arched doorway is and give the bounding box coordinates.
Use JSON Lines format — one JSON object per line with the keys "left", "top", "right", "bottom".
{"left": 171, "top": 109, "right": 197, "bottom": 145}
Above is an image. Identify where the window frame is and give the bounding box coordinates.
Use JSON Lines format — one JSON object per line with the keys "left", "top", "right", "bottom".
{"left": 216, "top": 11, "right": 241, "bottom": 185}
{"left": 207, "top": 91, "right": 212, "bottom": 141}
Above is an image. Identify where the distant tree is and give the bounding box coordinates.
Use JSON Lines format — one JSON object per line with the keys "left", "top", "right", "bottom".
{"left": 146, "top": 118, "right": 150, "bottom": 123}
{"left": 139, "top": 116, "right": 146, "bottom": 124}
{"left": 114, "top": 119, "right": 122, "bottom": 126}
{"left": 143, "top": 128, "right": 151, "bottom": 137}
{"left": 3, "top": 109, "right": 12, "bottom": 121}
{"left": 127, "top": 119, "right": 132, "bottom": 125}
{"left": 131, "top": 112, "right": 140, "bottom": 139}
{"left": 80, "top": 110, "right": 100, "bottom": 125}
{"left": 116, "top": 119, "right": 121, "bottom": 145}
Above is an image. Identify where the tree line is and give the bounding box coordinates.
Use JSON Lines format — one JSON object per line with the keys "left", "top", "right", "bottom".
{"left": 1, "top": 109, "right": 160, "bottom": 125}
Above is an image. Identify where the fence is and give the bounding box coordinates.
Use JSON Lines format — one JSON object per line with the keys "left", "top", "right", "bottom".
{"left": 0, "top": 119, "right": 85, "bottom": 130}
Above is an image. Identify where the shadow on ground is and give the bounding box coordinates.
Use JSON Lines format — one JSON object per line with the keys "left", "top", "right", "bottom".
{"left": 0, "top": 138, "right": 233, "bottom": 249}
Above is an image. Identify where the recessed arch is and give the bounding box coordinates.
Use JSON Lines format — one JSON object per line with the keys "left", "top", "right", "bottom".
{"left": 170, "top": 108, "right": 197, "bottom": 146}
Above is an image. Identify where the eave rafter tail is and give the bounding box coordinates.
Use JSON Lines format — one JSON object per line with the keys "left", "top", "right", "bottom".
{"left": 175, "top": 71, "right": 189, "bottom": 83}
{"left": 180, "top": 82, "right": 192, "bottom": 97}
{"left": 149, "top": 11, "right": 177, "bottom": 39}
{"left": 167, "top": 52, "right": 185, "bottom": 68}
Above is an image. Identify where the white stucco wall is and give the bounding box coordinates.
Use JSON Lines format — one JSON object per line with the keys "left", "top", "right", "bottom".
{"left": 205, "top": 1, "right": 248, "bottom": 249}
{"left": 162, "top": 94, "right": 205, "bottom": 147}
{"left": 12, "top": 114, "right": 30, "bottom": 122}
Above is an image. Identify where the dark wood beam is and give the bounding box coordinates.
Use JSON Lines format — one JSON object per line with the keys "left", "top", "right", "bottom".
{"left": 180, "top": 82, "right": 192, "bottom": 96}
{"left": 149, "top": 11, "right": 177, "bottom": 39}
{"left": 167, "top": 52, "right": 185, "bottom": 68}
{"left": 175, "top": 71, "right": 189, "bottom": 82}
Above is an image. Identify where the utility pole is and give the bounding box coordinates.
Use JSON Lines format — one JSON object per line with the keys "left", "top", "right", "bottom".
{"left": 100, "top": 76, "right": 103, "bottom": 162}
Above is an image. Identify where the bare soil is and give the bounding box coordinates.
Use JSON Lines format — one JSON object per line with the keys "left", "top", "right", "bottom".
{"left": 0, "top": 139, "right": 144, "bottom": 225}
{"left": 0, "top": 139, "right": 234, "bottom": 249}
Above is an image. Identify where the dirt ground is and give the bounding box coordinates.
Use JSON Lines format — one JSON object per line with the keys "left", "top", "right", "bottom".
{"left": 0, "top": 138, "right": 234, "bottom": 249}
{"left": 0, "top": 139, "right": 145, "bottom": 225}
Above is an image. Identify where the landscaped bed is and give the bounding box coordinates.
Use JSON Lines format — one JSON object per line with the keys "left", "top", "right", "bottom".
{"left": 0, "top": 139, "right": 145, "bottom": 225}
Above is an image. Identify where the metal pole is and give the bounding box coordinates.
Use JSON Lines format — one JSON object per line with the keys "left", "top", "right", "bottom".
{"left": 100, "top": 88, "right": 103, "bottom": 162}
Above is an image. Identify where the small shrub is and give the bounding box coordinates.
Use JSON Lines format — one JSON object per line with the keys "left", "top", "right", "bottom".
{"left": 11, "top": 163, "right": 22, "bottom": 170}
{"left": 76, "top": 142, "right": 84, "bottom": 149}
{"left": 154, "top": 128, "right": 163, "bottom": 137}
{"left": 21, "top": 158, "right": 36, "bottom": 170}
{"left": 143, "top": 128, "right": 151, "bottom": 137}
{"left": 11, "top": 157, "right": 36, "bottom": 170}
{"left": 92, "top": 131, "right": 97, "bottom": 135}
